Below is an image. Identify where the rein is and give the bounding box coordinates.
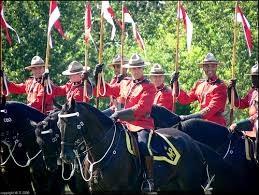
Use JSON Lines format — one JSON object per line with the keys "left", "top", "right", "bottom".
{"left": 1, "top": 140, "right": 42, "bottom": 167}
{"left": 202, "top": 138, "right": 232, "bottom": 193}
{"left": 76, "top": 122, "right": 117, "bottom": 182}
{"left": 0, "top": 125, "right": 42, "bottom": 167}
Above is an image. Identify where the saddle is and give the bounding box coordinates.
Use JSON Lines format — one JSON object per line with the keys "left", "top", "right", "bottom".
{"left": 125, "top": 130, "right": 181, "bottom": 166}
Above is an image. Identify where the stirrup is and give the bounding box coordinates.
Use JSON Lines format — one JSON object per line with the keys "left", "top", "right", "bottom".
{"left": 141, "top": 178, "right": 155, "bottom": 192}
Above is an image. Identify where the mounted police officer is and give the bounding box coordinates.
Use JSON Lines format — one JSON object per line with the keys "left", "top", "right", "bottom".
{"left": 94, "top": 53, "right": 156, "bottom": 192}
{"left": 171, "top": 52, "right": 228, "bottom": 126}
{"left": 229, "top": 62, "right": 258, "bottom": 138}
{"left": 108, "top": 54, "right": 129, "bottom": 85}
{"left": 5, "top": 56, "right": 64, "bottom": 113}
{"left": 57, "top": 60, "right": 91, "bottom": 102}
{"left": 102, "top": 55, "right": 130, "bottom": 115}
{"left": 147, "top": 63, "right": 173, "bottom": 111}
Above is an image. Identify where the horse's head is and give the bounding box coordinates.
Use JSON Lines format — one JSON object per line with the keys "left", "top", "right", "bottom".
{"left": 0, "top": 101, "right": 46, "bottom": 166}
{"left": 57, "top": 98, "right": 114, "bottom": 164}
{"left": 0, "top": 102, "right": 20, "bottom": 145}
{"left": 58, "top": 98, "right": 86, "bottom": 164}
{"left": 34, "top": 110, "right": 61, "bottom": 172}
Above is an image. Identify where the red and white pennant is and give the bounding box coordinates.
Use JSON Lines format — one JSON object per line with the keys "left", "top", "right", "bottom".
{"left": 101, "top": 1, "right": 116, "bottom": 40}
{"left": 123, "top": 6, "right": 145, "bottom": 51}
{"left": 84, "top": 1, "right": 92, "bottom": 44}
{"left": 177, "top": 1, "right": 193, "bottom": 52}
{"left": 48, "top": 1, "right": 66, "bottom": 48}
{"left": 236, "top": 5, "right": 253, "bottom": 56}
{"left": 0, "top": 1, "right": 20, "bottom": 45}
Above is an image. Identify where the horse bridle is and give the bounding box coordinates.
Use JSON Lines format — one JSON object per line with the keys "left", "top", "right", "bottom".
{"left": 58, "top": 112, "right": 87, "bottom": 152}
{"left": 38, "top": 118, "right": 61, "bottom": 165}
{"left": 58, "top": 111, "right": 118, "bottom": 182}
{"left": 58, "top": 111, "right": 89, "bottom": 180}
{"left": 0, "top": 109, "right": 42, "bottom": 167}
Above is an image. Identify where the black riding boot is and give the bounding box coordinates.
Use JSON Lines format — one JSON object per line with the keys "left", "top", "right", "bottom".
{"left": 142, "top": 156, "right": 155, "bottom": 192}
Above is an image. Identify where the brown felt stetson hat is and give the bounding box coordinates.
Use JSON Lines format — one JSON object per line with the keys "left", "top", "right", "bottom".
{"left": 25, "top": 56, "right": 49, "bottom": 70}
{"left": 198, "top": 53, "right": 220, "bottom": 67}
{"left": 123, "top": 54, "right": 146, "bottom": 68}
{"left": 245, "top": 62, "right": 258, "bottom": 76}
{"left": 62, "top": 61, "right": 90, "bottom": 76}
{"left": 146, "top": 64, "right": 170, "bottom": 76}
{"left": 108, "top": 55, "right": 129, "bottom": 66}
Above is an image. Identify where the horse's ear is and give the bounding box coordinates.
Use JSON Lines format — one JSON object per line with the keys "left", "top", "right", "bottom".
{"left": 53, "top": 98, "right": 62, "bottom": 110}
{"left": 69, "top": 97, "right": 76, "bottom": 110}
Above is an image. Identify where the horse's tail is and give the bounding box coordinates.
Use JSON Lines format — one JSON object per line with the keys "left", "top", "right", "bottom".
{"left": 195, "top": 141, "right": 242, "bottom": 192}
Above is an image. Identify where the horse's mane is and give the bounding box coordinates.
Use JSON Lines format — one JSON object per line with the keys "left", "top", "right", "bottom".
{"left": 77, "top": 102, "right": 114, "bottom": 128}
{"left": 6, "top": 101, "right": 46, "bottom": 122}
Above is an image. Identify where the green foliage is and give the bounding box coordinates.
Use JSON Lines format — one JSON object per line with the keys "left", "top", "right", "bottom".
{"left": 1, "top": 1, "right": 258, "bottom": 125}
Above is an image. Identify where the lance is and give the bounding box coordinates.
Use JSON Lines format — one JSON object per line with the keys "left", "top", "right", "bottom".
{"left": 0, "top": 30, "right": 3, "bottom": 169}
{"left": 96, "top": 6, "right": 104, "bottom": 109}
{"left": 83, "top": 2, "right": 91, "bottom": 102}
{"left": 41, "top": 31, "right": 51, "bottom": 114}
{"left": 172, "top": 1, "right": 181, "bottom": 113}
{"left": 83, "top": 39, "right": 90, "bottom": 102}
{"left": 0, "top": 30, "right": 3, "bottom": 105}
{"left": 42, "top": 1, "right": 53, "bottom": 114}
{"left": 120, "top": 1, "right": 125, "bottom": 75}
{"left": 229, "top": 1, "right": 239, "bottom": 124}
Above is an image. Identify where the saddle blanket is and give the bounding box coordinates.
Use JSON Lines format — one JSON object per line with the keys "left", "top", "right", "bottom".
{"left": 125, "top": 130, "right": 181, "bottom": 165}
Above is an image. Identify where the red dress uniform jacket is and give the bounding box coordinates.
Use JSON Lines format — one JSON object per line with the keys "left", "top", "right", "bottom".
{"left": 177, "top": 78, "right": 227, "bottom": 126}
{"left": 109, "top": 75, "right": 120, "bottom": 108}
{"left": 234, "top": 88, "right": 256, "bottom": 109}
{"left": 108, "top": 75, "right": 131, "bottom": 109}
{"left": 154, "top": 84, "right": 173, "bottom": 111}
{"left": 110, "top": 75, "right": 118, "bottom": 85}
{"left": 235, "top": 89, "right": 258, "bottom": 137}
{"left": 58, "top": 81, "right": 90, "bottom": 102}
{"left": 101, "top": 77, "right": 156, "bottom": 132}
{"left": 8, "top": 77, "right": 64, "bottom": 113}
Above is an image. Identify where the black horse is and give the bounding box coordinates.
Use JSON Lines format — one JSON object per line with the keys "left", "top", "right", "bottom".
{"left": 150, "top": 105, "right": 259, "bottom": 193}
{"left": 57, "top": 98, "right": 244, "bottom": 193}
{"left": 0, "top": 101, "right": 65, "bottom": 194}
{"left": 34, "top": 109, "right": 90, "bottom": 194}
{"left": 177, "top": 118, "right": 259, "bottom": 192}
